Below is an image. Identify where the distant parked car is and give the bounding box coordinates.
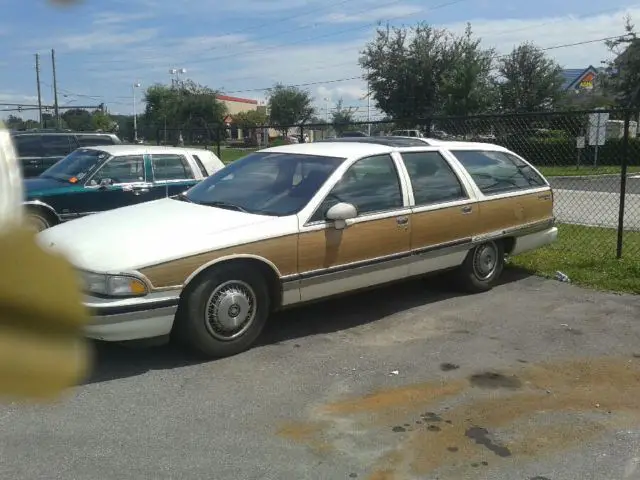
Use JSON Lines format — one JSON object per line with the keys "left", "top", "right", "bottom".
{"left": 339, "top": 131, "right": 369, "bottom": 137}
{"left": 23, "top": 145, "right": 224, "bottom": 231}
{"left": 391, "top": 129, "right": 424, "bottom": 138}
{"left": 12, "top": 130, "right": 122, "bottom": 178}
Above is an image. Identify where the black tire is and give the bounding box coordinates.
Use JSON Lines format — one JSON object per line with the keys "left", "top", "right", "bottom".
{"left": 25, "top": 209, "right": 52, "bottom": 232}
{"left": 452, "top": 240, "right": 504, "bottom": 293}
{"left": 174, "top": 264, "right": 271, "bottom": 358}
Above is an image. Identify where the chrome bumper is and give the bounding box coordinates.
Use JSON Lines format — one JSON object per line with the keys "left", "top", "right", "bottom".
{"left": 83, "top": 291, "right": 180, "bottom": 342}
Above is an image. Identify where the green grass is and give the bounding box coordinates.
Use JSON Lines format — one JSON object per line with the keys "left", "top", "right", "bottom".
{"left": 510, "top": 224, "right": 640, "bottom": 294}
{"left": 539, "top": 165, "right": 640, "bottom": 177}
{"left": 219, "top": 147, "right": 258, "bottom": 164}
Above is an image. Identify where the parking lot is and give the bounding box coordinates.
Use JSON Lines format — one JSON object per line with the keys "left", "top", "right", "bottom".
{"left": 550, "top": 175, "right": 640, "bottom": 230}
{"left": 1, "top": 271, "right": 640, "bottom": 480}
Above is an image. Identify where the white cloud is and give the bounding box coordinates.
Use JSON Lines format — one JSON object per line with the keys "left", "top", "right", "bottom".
{"left": 319, "top": 4, "right": 423, "bottom": 24}
{"left": 54, "top": 28, "right": 159, "bottom": 51}
{"left": 92, "top": 11, "right": 156, "bottom": 26}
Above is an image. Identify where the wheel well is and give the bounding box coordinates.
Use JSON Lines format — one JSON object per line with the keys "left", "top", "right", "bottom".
{"left": 501, "top": 236, "right": 516, "bottom": 255}
{"left": 179, "top": 258, "right": 283, "bottom": 311}
{"left": 25, "top": 205, "right": 59, "bottom": 227}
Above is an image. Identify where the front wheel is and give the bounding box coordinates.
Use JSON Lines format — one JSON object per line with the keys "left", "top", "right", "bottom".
{"left": 452, "top": 240, "right": 504, "bottom": 293}
{"left": 25, "top": 210, "right": 52, "bottom": 232}
{"left": 175, "top": 265, "right": 271, "bottom": 358}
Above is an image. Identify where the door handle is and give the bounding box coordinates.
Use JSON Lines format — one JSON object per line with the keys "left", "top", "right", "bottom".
{"left": 538, "top": 194, "right": 551, "bottom": 200}
{"left": 396, "top": 216, "right": 409, "bottom": 225}
{"left": 461, "top": 205, "right": 473, "bottom": 214}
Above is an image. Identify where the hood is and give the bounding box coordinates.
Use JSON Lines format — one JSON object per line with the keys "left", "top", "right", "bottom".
{"left": 37, "top": 198, "right": 296, "bottom": 273}
{"left": 24, "top": 176, "right": 80, "bottom": 198}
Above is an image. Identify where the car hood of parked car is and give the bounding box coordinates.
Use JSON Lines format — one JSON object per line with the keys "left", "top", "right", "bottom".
{"left": 24, "top": 176, "right": 83, "bottom": 197}
{"left": 37, "top": 197, "right": 296, "bottom": 273}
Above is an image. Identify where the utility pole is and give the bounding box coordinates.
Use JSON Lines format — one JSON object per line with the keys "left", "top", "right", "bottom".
{"left": 51, "top": 49, "right": 60, "bottom": 128}
{"left": 35, "top": 54, "right": 43, "bottom": 127}
{"left": 366, "top": 69, "right": 371, "bottom": 136}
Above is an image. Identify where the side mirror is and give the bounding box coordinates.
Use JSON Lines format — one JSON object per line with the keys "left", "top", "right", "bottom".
{"left": 325, "top": 202, "right": 357, "bottom": 230}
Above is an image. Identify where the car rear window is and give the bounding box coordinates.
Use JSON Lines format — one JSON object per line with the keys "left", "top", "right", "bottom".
{"left": 450, "top": 150, "right": 547, "bottom": 195}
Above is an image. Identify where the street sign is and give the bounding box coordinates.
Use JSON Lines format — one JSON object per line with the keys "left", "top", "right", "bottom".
{"left": 576, "top": 136, "right": 585, "bottom": 149}
{"left": 588, "top": 111, "right": 609, "bottom": 146}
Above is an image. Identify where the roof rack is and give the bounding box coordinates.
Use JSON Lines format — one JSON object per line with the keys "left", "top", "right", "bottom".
{"left": 315, "top": 136, "right": 432, "bottom": 147}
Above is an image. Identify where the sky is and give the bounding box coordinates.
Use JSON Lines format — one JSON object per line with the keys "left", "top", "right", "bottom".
{"left": 0, "top": 0, "right": 638, "bottom": 121}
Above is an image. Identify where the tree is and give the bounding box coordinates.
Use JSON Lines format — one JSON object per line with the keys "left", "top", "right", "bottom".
{"left": 5, "top": 115, "right": 24, "bottom": 129}
{"left": 603, "top": 16, "right": 640, "bottom": 108}
{"left": 267, "top": 83, "right": 314, "bottom": 135}
{"left": 61, "top": 109, "right": 93, "bottom": 131}
{"left": 496, "top": 42, "right": 565, "bottom": 112}
{"left": 91, "top": 110, "right": 117, "bottom": 132}
{"left": 360, "top": 23, "right": 495, "bottom": 126}
{"left": 439, "top": 24, "right": 497, "bottom": 116}
{"left": 233, "top": 109, "right": 268, "bottom": 129}
{"left": 331, "top": 99, "right": 358, "bottom": 135}
{"left": 144, "top": 80, "right": 227, "bottom": 144}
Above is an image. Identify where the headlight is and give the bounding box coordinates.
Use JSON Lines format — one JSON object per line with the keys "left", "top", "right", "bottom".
{"left": 81, "top": 271, "right": 148, "bottom": 297}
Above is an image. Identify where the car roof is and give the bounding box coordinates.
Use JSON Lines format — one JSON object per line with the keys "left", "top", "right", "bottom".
{"left": 80, "top": 145, "right": 214, "bottom": 156}
{"left": 263, "top": 142, "right": 393, "bottom": 158}
{"left": 11, "top": 131, "right": 116, "bottom": 137}
{"left": 315, "top": 136, "right": 436, "bottom": 147}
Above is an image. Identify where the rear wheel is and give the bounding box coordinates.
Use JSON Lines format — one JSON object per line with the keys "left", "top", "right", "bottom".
{"left": 452, "top": 240, "right": 504, "bottom": 293}
{"left": 175, "top": 265, "right": 271, "bottom": 358}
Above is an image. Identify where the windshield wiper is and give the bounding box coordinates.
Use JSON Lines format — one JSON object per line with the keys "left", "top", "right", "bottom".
{"left": 174, "top": 192, "right": 194, "bottom": 203}
{"left": 200, "top": 200, "right": 249, "bottom": 213}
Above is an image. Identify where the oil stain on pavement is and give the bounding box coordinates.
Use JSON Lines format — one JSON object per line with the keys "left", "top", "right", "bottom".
{"left": 277, "top": 356, "right": 640, "bottom": 479}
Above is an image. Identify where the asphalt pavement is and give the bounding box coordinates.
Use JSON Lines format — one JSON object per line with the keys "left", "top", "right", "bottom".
{"left": 549, "top": 175, "right": 640, "bottom": 230}
{"left": 1, "top": 271, "right": 640, "bottom": 480}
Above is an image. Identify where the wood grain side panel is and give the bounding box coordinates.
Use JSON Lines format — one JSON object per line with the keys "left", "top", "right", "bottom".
{"left": 140, "top": 235, "right": 299, "bottom": 288}
{"left": 410, "top": 205, "right": 480, "bottom": 249}
{"left": 298, "top": 217, "right": 410, "bottom": 273}
{"left": 477, "top": 189, "right": 553, "bottom": 235}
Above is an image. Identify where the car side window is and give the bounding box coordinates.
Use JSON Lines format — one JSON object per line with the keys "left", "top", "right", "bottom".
{"left": 310, "top": 154, "right": 403, "bottom": 222}
{"left": 502, "top": 152, "right": 547, "bottom": 187}
{"left": 13, "top": 135, "right": 43, "bottom": 157}
{"left": 41, "top": 135, "right": 73, "bottom": 157}
{"left": 93, "top": 155, "right": 145, "bottom": 184}
{"left": 152, "top": 154, "right": 195, "bottom": 181}
{"left": 451, "top": 150, "right": 544, "bottom": 195}
{"left": 401, "top": 151, "right": 467, "bottom": 206}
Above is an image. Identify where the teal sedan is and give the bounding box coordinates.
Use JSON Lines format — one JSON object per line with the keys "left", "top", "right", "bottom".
{"left": 23, "top": 145, "right": 225, "bottom": 231}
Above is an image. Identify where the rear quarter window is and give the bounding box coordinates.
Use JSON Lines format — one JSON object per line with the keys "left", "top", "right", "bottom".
{"left": 451, "top": 150, "right": 547, "bottom": 195}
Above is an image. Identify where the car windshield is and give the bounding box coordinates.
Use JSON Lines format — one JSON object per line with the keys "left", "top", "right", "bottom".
{"left": 40, "top": 148, "right": 111, "bottom": 182}
{"left": 183, "top": 151, "right": 346, "bottom": 216}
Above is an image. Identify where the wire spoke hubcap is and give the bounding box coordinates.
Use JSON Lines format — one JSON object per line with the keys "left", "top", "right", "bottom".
{"left": 204, "top": 280, "right": 256, "bottom": 341}
{"left": 472, "top": 242, "right": 498, "bottom": 281}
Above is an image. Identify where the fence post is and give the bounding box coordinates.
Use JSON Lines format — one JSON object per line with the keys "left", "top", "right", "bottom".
{"left": 616, "top": 110, "right": 631, "bottom": 259}
{"left": 215, "top": 125, "right": 222, "bottom": 159}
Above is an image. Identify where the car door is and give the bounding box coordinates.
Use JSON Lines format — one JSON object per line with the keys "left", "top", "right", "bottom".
{"left": 81, "top": 154, "right": 150, "bottom": 214}
{"left": 398, "top": 150, "right": 481, "bottom": 276}
{"left": 149, "top": 153, "right": 199, "bottom": 199}
{"left": 296, "top": 154, "right": 412, "bottom": 302}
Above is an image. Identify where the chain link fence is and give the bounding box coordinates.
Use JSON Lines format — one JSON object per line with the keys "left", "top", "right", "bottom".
{"left": 146, "top": 109, "right": 640, "bottom": 262}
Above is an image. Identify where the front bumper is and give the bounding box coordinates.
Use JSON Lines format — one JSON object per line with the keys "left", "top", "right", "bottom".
{"left": 83, "top": 291, "right": 180, "bottom": 342}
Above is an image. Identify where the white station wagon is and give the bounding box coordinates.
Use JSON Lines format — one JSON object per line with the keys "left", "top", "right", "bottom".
{"left": 38, "top": 140, "right": 558, "bottom": 358}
